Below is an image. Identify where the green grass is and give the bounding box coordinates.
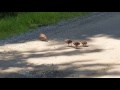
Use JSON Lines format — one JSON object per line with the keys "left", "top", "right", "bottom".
{"left": 0, "top": 12, "right": 89, "bottom": 40}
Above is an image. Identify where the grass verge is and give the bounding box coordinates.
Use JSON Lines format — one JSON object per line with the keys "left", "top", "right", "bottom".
{"left": 0, "top": 12, "right": 90, "bottom": 40}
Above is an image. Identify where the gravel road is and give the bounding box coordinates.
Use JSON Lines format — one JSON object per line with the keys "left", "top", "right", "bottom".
{"left": 1, "top": 12, "right": 120, "bottom": 78}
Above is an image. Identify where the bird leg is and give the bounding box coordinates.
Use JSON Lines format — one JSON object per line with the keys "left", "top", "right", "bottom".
{"left": 75, "top": 45, "right": 78, "bottom": 49}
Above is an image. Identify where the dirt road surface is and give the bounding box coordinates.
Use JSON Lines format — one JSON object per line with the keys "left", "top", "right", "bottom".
{"left": 1, "top": 12, "right": 120, "bottom": 78}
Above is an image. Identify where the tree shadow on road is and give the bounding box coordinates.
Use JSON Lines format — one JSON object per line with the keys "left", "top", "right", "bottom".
{"left": 0, "top": 44, "right": 119, "bottom": 78}
{"left": 1, "top": 12, "right": 120, "bottom": 78}
{"left": 0, "top": 52, "right": 120, "bottom": 78}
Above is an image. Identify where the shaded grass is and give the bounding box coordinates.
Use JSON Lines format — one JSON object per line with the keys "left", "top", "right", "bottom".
{"left": 0, "top": 12, "right": 89, "bottom": 40}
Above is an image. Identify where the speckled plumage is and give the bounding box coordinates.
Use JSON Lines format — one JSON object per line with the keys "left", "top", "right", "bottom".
{"left": 73, "top": 42, "right": 80, "bottom": 48}
{"left": 80, "top": 40, "right": 87, "bottom": 47}
{"left": 65, "top": 39, "right": 72, "bottom": 46}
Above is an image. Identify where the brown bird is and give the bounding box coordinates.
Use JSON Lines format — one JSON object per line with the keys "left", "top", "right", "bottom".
{"left": 65, "top": 39, "right": 72, "bottom": 47}
{"left": 73, "top": 42, "right": 80, "bottom": 49}
{"left": 39, "top": 33, "right": 48, "bottom": 41}
{"left": 80, "top": 40, "right": 87, "bottom": 47}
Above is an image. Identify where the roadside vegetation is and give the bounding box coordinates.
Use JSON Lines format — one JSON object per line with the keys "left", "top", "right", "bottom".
{"left": 0, "top": 12, "right": 89, "bottom": 40}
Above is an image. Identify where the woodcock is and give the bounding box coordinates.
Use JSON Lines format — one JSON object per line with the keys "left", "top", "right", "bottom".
{"left": 80, "top": 40, "right": 87, "bottom": 47}
{"left": 65, "top": 39, "right": 72, "bottom": 46}
{"left": 39, "top": 33, "right": 48, "bottom": 41}
{"left": 73, "top": 42, "right": 80, "bottom": 49}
